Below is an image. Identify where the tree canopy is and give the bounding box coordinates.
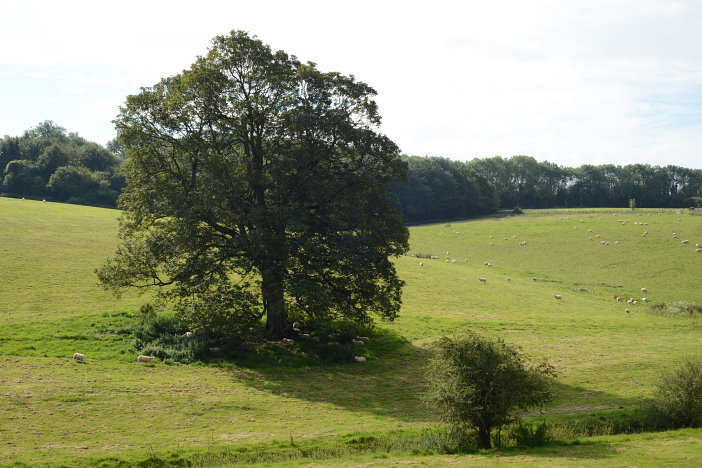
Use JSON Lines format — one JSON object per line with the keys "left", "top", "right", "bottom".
{"left": 97, "top": 31, "right": 409, "bottom": 340}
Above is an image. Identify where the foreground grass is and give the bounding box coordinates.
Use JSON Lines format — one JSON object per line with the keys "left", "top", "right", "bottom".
{"left": 1, "top": 198, "right": 702, "bottom": 465}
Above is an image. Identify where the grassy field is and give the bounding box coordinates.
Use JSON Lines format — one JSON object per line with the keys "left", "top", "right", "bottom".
{"left": 1, "top": 197, "right": 702, "bottom": 466}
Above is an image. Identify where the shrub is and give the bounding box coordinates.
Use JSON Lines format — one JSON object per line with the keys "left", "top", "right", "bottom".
{"left": 649, "top": 356, "right": 702, "bottom": 428}
{"left": 425, "top": 332, "right": 555, "bottom": 449}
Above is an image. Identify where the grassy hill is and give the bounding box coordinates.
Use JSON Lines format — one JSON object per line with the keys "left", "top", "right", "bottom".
{"left": 1, "top": 198, "right": 702, "bottom": 466}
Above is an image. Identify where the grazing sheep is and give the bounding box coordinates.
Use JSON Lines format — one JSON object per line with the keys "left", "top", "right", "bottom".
{"left": 625, "top": 309, "right": 630, "bottom": 314}
{"left": 137, "top": 355, "right": 155, "bottom": 363}
{"left": 506, "top": 277, "right": 511, "bottom": 281}
{"left": 682, "top": 240, "right": 690, "bottom": 244}
{"left": 513, "top": 235, "right": 517, "bottom": 238}
{"left": 483, "top": 261, "right": 489, "bottom": 265}
{"left": 354, "top": 356, "right": 366, "bottom": 362}
{"left": 356, "top": 336, "right": 370, "bottom": 341}
{"left": 615, "top": 295, "right": 621, "bottom": 302}
{"left": 632, "top": 300, "right": 638, "bottom": 305}
{"left": 554, "top": 294, "right": 562, "bottom": 300}
{"left": 596, "top": 234, "right": 601, "bottom": 238}
{"left": 299, "top": 333, "right": 312, "bottom": 340}
{"left": 588, "top": 229, "right": 593, "bottom": 233}
{"left": 589, "top": 237, "right": 593, "bottom": 241}
{"left": 504, "top": 237, "right": 508, "bottom": 241}
{"left": 456, "top": 232, "right": 460, "bottom": 235}
{"left": 489, "top": 243, "right": 493, "bottom": 246}
{"left": 641, "top": 298, "right": 647, "bottom": 302}
{"left": 292, "top": 321, "right": 300, "bottom": 329}
{"left": 532, "top": 277, "right": 537, "bottom": 281}
{"left": 627, "top": 298, "right": 634, "bottom": 304}
{"left": 696, "top": 243, "right": 700, "bottom": 248}
{"left": 641, "top": 287, "right": 648, "bottom": 293}
{"left": 73, "top": 353, "right": 86, "bottom": 362}
{"left": 697, "top": 248, "right": 701, "bottom": 253}
{"left": 574, "top": 227, "right": 577, "bottom": 230}
{"left": 182, "top": 331, "right": 194, "bottom": 338}
{"left": 489, "top": 235, "right": 494, "bottom": 238}
{"left": 615, "top": 241, "right": 620, "bottom": 245}
{"left": 352, "top": 339, "right": 365, "bottom": 346}
{"left": 519, "top": 241, "right": 527, "bottom": 246}
{"left": 487, "top": 263, "right": 492, "bottom": 267}
{"left": 452, "top": 259, "right": 456, "bottom": 263}
{"left": 478, "top": 277, "right": 487, "bottom": 283}
{"left": 419, "top": 262, "right": 424, "bottom": 266}
{"left": 282, "top": 338, "right": 295, "bottom": 345}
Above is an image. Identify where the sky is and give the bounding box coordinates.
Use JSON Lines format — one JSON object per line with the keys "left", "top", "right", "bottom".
{"left": 1, "top": 0, "right": 701, "bottom": 169}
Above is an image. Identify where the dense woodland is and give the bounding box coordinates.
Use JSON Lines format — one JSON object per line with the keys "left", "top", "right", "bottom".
{"left": 2, "top": 122, "right": 701, "bottom": 220}
{"left": 0, "top": 121, "right": 125, "bottom": 206}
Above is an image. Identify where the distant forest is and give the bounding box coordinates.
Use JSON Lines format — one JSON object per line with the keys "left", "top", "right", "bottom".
{"left": 0, "top": 121, "right": 125, "bottom": 207}
{"left": 399, "top": 155, "right": 702, "bottom": 223}
{"left": 2, "top": 122, "right": 702, "bottom": 222}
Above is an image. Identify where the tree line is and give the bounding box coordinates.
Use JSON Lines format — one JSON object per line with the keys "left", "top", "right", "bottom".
{"left": 0, "top": 121, "right": 125, "bottom": 206}
{"left": 396, "top": 155, "right": 702, "bottom": 223}
{"left": 3, "top": 123, "right": 701, "bottom": 219}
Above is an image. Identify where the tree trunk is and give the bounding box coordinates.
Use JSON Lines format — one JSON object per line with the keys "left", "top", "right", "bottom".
{"left": 261, "top": 262, "right": 287, "bottom": 340}
{"left": 477, "top": 426, "right": 492, "bottom": 449}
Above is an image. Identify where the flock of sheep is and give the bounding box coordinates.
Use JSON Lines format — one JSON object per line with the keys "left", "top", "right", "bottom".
{"left": 413, "top": 211, "right": 699, "bottom": 315}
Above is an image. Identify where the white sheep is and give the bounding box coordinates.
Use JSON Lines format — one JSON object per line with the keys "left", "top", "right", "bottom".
{"left": 419, "top": 262, "right": 424, "bottom": 267}
{"left": 641, "top": 298, "right": 647, "bottom": 302}
{"left": 554, "top": 294, "right": 562, "bottom": 300}
{"left": 625, "top": 308, "right": 630, "bottom": 314}
{"left": 452, "top": 259, "right": 456, "bottom": 263}
{"left": 352, "top": 339, "right": 365, "bottom": 346}
{"left": 682, "top": 240, "right": 690, "bottom": 244}
{"left": 356, "top": 336, "right": 370, "bottom": 342}
{"left": 182, "top": 331, "right": 194, "bottom": 338}
{"left": 478, "top": 277, "right": 487, "bottom": 283}
{"left": 282, "top": 338, "right": 295, "bottom": 345}
{"left": 292, "top": 321, "right": 300, "bottom": 329}
{"left": 641, "top": 287, "right": 648, "bottom": 293}
{"left": 696, "top": 243, "right": 701, "bottom": 248}
{"left": 697, "top": 248, "right": 701, "bottom": 253}
{"left": 137, "top": 355, "right": 155, "bottom": 363}
{"left": 73, "top": 353, "right": 86, "bottom": 362}
{"left": 506, "top": 277, "right": 511, "bottom": 281}
{"left": 299, "top": 333, "right": 311, "bottom": 340}
{"left": 354, "top": 356, "right": 366, "bottom": 362}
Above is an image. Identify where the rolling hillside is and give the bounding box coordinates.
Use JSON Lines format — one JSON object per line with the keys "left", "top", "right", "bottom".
{"left": 1, "top": 197, "right": 701, "bottom": 466}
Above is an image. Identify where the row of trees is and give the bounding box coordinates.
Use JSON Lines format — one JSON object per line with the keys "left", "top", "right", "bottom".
{"left": 3, "top": 125, "right": 701, "bottom": 218}
{"left": 468, "top": 155, "right": 702, "bottom": 211}
{"left": 0, "top": 121, "right": 125, "bottom": 206}
{"left": 392, "top": 155, "right": 702, "bottom": 224}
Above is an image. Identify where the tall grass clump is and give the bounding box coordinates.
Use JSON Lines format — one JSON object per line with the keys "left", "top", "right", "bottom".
{"left": 132, "top": 304, "right": 210, "bottom": 363}
{"left": 648, "top": 302, "right": 702, "bottom": 318}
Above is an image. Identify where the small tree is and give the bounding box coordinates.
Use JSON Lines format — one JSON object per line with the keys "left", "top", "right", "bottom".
{"left": 425, "top": 332, "right": 555, "bottom": 449}
{"left": 650, "top": 356, "right": 702, "bottom": 428}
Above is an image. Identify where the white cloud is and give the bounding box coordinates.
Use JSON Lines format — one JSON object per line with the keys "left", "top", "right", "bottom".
{"left": 1, "top": 0, "right": 701, "bottom": 168}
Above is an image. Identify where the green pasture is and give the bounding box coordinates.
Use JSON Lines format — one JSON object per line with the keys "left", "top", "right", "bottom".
{"left": 1, "top": 197, "right": 702, "bottom": 466}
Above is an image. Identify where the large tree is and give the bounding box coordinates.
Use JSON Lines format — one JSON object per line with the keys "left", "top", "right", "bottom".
{"left": 97, "top": 31, "right": 409, "bottom": 340}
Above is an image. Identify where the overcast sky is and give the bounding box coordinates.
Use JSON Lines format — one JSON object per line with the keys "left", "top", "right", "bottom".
{"left": 1, "top": 0, "right": 701, "bottom": 168}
